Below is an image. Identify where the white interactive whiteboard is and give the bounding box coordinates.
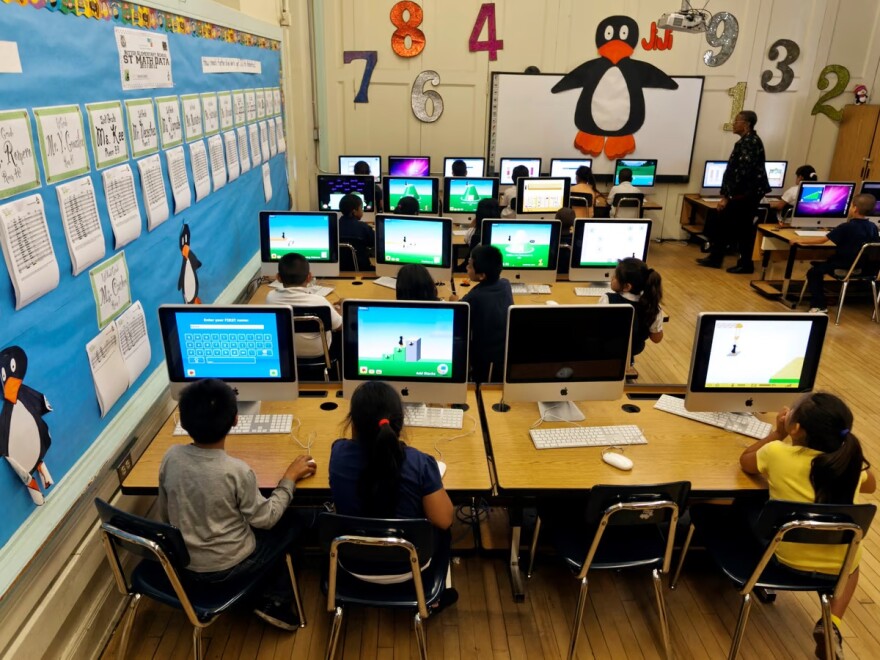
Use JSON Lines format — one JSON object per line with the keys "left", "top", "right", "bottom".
{"left": 488, "top": 72, "right": 705, "bottom": 183}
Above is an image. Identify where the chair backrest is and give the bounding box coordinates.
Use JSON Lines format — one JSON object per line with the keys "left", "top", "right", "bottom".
{"left": 613, "top": 192, "right": 644, "bottom": 207}
{"left": 557, "top": 244, "right": 571, "bottom": 274}
{"left": 95, "top": 497, "right": 190, "bottom": 567}
{"left": 293, "top": 305, "right": 331, "bottom": 335}
{"left": 754, "top": 204, "right": 770, "bottom": 225}
{"left": 340, "top": 237, "right": 370, "bottom": 271}
{"left": 844, "top": 242, "right": 880, "bottom": 280}
{"left": 614, "top": 193, "right": 644, "bottom": 219}
{"left": 570, "top": 193, "right": 593, "bottom": 208}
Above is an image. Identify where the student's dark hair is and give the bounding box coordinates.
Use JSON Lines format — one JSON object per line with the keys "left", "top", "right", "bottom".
{"left": 353, "top": 160, "right": 371, "bottom": 175}
{"left": 615, "top": 257, "right": 662, "bottom": 339}
{"left": 470, "top": 244, "right": 503, "bottom": 283}
{"left": 178, "top": 379, "right": 237, "bottom": 444}
{"left": 346, "top": 381, "right": 406, "bottom": 517}
{"left": 555, "top": 206, "right": 576, "bottom": 232}
{"left": 575, "top": 165, "right": 597, "bottom": 187}
{"left": 277, "top": 252, "right": 310, "bottom": 286}
{"left": 795, "top": 164, "right": 817, "bottom": 181}
{"left": 789, "top": 392, "right": 869, "bottom": 504}
{"left": 511, "top": 165, "right": 530, "bottom": 182}
{"left": 396, "top": 196, "right": 420, "bottom": 215}
{"left": 451, "top": 159, "right": 468, "bottom": 176}
{"left": 524, "top": 65, "right": 541, "bottom": 74}
{"left": 618, "top": 168, "right": 633, "bottom": 183}
{"left": 339, "top": 193, "right": 363, "bottom": 216}
{"left": 471, "top": 198, "right": 501, "bottom": 246}
{"left": 395, "top": 263, "right": 438, "bottom": 301}
{"left": 739, "top": 110, "right": 758, "bottom": 128}
{"left": 853, "top": 193, "right": 876, "bottom": 216}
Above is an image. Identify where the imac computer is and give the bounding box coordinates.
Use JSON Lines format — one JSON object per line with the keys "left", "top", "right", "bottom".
{"left": 339, "top": 155, "right": 382, "bottom": 181}
{"left": 550, "top": 158, "right": 593, "bottom": 183}
{"left": 259, "top": 211, "right": 339, "bottom": 277}
{"left": 569, "top": 219, "right": 652, "bottom": 283}
{"left": 686, "top": 312, "right": 828, "bottom": 413}
{"left": 374, "top": 214, "right": 453, "bottom": 281}
{"left": 341, "top": 300, "right": 470, "bottom": 404}
{"left": 482, "top": 219, "right": 562, "bottom": 284}
{"left": 444, "top": 157, "right": 485, "bottom": 177}
{"left": 498, "top": 157, "right": 542, "bottom": 185}
{"left": 765, "top": 160, "right": 788, "bottom": 193}
{"left": 614, "top": 159, "right": 657, "bottom": 187}
{"left": 700, "top": 160, "right": 728, "bottom": 198}
{"left": 501, "top": 304, "right": 634, "bottom": 421}
{"left": 158, "top": 304, "right": 298, "bottom": 413}
{"left": 388, "top": 156, "right": 431, "bottom": 177}
{"left": 791, "top": 181, "right": 856, "bottom": 227}
{"left": 317, "top": 174, "right": 376, "bottom": 212}
{"left": 442, "top": 176, "right": 500, "bottom": 222}
{"left": 383, "top": 176, "right": 440, "bottom": 214}
{"left": 859, "top": 181, "right": 880, "bottom": 224}
{"left": 515, "top": 177, "right": 571, "bottom": 217}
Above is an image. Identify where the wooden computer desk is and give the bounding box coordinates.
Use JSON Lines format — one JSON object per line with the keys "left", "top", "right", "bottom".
{"left": 750, "top": 224, "right": 835, "bottom": 305}
{"left": 679, "top": 194, "right": 717, "bottom": 240}
{"left": 121, "top": 385, "right": 492, "bottom": 496}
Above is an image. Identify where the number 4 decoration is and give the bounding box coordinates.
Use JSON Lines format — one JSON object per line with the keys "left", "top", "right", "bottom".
{"left": 343, "top": 51, "right": 378, "bottom": 103}
{"left": 469, "top": 3, "right": 504, "bottom": 61}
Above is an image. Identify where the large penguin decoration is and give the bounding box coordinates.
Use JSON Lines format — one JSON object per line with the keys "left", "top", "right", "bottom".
{"left": 0, "top": 347, "right": 53, "bottom": 506}
{"left": 178, "top": 223, "right": 202, "bottom": 304}
{"left": 552, "top": 16, "right": 679, "bottom": 159}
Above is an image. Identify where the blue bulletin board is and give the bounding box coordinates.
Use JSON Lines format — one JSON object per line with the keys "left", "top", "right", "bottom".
{"left": 0, "top": 4, "right": 287, "bottom": 549}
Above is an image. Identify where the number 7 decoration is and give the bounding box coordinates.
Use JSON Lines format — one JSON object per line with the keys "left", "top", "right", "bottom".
{"left": 343, "top": 51, "right": 378, "bottom": 103}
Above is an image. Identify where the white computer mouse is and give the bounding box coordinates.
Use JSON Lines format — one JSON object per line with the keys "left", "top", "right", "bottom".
{"left": 437, "top": 461, "right": 447, "bottom": 478}
{"left": 545, "top": 300, "right": 559, "bottom": 306}
{"left": 602, "top": 452, "right": 633, "bottom": 471}
{"left": 307, "top": 459, "right": 317, "bottom": 469}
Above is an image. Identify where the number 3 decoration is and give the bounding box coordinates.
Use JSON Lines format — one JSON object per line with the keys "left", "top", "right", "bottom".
{"left": 761, "top": 39, "right": 800, "bottom": 93}
{"left": 411, "top": 71, "right": 444, "bottom": 123}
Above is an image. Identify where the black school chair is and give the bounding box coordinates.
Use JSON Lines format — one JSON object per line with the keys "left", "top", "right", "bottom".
{"left": 569, "top": 193, "right": 592, "bottom": 218}
{"left": 318, "top": 513, "right": 452, "bottom": 660}
{"left": 796, "top": 242, "right": 880, "bottom": 325}
{"left": 292, "top": 305, "right": 338, "bottom": 381}
{"left": 613, "top": 193, "right": 644, "bottom": 218}
{"left": 671, "top": 500, "right": 875, "bottom": 660}
{"left": 339, "top": 237, "right": 373, "bottom": 272}
{"left": 529, "top": 481, "right": 690, "bottom": 660}
{"left": 94, "top": 498, "right": 306, "bottom": 660}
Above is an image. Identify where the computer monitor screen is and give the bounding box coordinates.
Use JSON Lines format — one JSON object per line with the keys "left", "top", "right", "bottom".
{"left": 339, "top": 155, "right": 381, "bottom": 181}
{"left": 482, "top": 220, "right": 561, "bottom": 284}
{"left": 444, "top": 157, "right": 485, "bottom": 177}
{"left": 569, "top": 220, "right": 652, "bottom": 282}
{"left": 515, "top": 177, "right": 571, "bottom": 215}
{"left": 388, "top": 156, "right": 430, "bottom": 177}
{"left": 859, "top": 181, "right": 880, "bottom": 215}
{"left": 686, "top": 312, "right": 828, "bottom": 413}
{"left": 549, "top": 158, "right": 593, "bottom": 183}
{"left": 503, "top": 305, "right": 634, "bottom": 410}
{"left": 498, "top": 158, "right": 542, "bottom": 185}
{"left": 614, "top": 159, "right": 657, "bottom": 187}
{"left": 317, "top": 174, "right": 376, "bottom": 212}
{"left": 442, "top": 177, "right": 500, "bottom": 214}
{"left": 341, "top": 300, "right": 470, "bottom": 404}
{"left": 158, "top": 304, "right": 298, "bottom": 402}
{"left": 792, "top": 182, "right": 856, "bottom": 227}
{"left": 383, "top": 176, "right": 440, "bottom": 214}
{"left": 765, "top": 161, "right": 788, "bottom": 189}
{"left": 259, "top": 211, "right": 339, "bottom": 277}
{"left": 374, "top": 214, "right": 453, "bottom": 279}
{"left": 702, "top": 160, "right": 728, "bottom": 189}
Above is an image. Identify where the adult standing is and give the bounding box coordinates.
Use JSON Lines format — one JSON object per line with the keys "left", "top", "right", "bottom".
{"left": 697, "top": 111, "right": 771, "bottom": 274}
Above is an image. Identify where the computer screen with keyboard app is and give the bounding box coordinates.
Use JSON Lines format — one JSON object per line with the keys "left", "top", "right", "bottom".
{"left": 569, "top": 219, "right": 652, "bottom": 282}
{"left": 158, "top": 304, "right": 298, "bottom": 403}
{"left": 482, "top": 220, "right": 561, "bottom": 284}
{"left": 686, "top": 312, "right": 828, "bottom": 412}
{"left": 259, "top": 211, "right": 339, "bottom": 277}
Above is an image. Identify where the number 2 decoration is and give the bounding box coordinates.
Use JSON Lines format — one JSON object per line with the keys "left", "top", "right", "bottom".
{"left": 390, "top": 1, "right": 426, "bottom": 58}
{"left": 469, "top": 3, "right": 504, "bottom": 61}
{"left": 343, "top": 51, "right": 378, "bottom": 103}
{"left": 811, "top": 65, "right": 851, "bottom": 122}
{"left": 703, "top": 12, "right": 738, "bottom": 67}
{"left": 411, "top": 71, "right": 444, "bottom": 123}
{"left": 761, "top": 39, "right": 800, "bottom": 93}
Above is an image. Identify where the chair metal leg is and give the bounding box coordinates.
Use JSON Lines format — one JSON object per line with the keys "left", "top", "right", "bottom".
{"left": 872, "top": 281, "right": 879, "bottom": 322}
{"left": 509, "top": 525, "right": 525, "bottom": 600}
{"left": 670, "top": 523, "right": 694, "bottom": 590}
{"left": 567, "top": 577, "right": 590, "bottom": 660}
{"left": 116, "top": 593, "right": 141, "bottom": 660}
{"left": 820, "top": 594, "right": 835, "bottom": 660}
{"left": 192, "top": 626, "right": 204, "bottom": 660}
{"left": 325, "top": 606, "right": 344, "bottom": 660}
{"left": 836, "top": 281, "right": 849, "bottom": 325}
{"left": 652, "top": 569, "right": 672, "bottom": 659}
{"left": 285, "top": 553, "right": 307, "bottom": 627}
{"left": 797, "top": 278, "right": 808, "bottom": 308}
{"left": 527, "top": 517, "right": 542, "bottom": 579}
{"left": 414, "top": 612, "right": 429, "bottom": 660}
{"left": 728, "top": 592, "right": 753, "bottom": 660}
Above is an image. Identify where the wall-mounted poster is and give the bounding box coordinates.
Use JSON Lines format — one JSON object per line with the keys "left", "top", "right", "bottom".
{"left": 85, "top": 101, "right": 128, "bottom": 170}
{"left": 155, "top": 96, "right": 183, "bottom": 149}
{"left": 0, "top": 109, "right": 41, "bottom": 200}
{"left": 124, "top": 98, "right": 159, "bottom": 159}
{"left": 33, "top": 105, "right": 90, "bottom": 184}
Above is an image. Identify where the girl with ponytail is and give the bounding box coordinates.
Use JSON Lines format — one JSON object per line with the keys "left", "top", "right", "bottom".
{"left": 740, "top": 392, "right": 875, "bottom": 653}
{"left": 597, "top": 257, "right": 664, "bottom": 359}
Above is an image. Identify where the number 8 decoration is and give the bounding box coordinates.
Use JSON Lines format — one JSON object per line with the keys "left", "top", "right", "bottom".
{"left": 390, "top": 1, "right": 426, "bottom": 58}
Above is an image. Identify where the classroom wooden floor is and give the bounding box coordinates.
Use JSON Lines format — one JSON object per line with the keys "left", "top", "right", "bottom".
{"left": 100, "top": 240, "right": 880, "bottom": 659}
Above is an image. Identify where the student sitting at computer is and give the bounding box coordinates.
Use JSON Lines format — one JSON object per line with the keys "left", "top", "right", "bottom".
{"left": 354, "top": 159, "right": 383, "bottom": 213}
{"left": 396, "top": 195, "right": 420, "bottom": 215}
{"left": 796, "top": 193, "right": 880, "bottom": 313}
{"left": 571, "top": 165, "right": 606, "bottom": 218}
{"left": 450, "top": 159, "right": 468, "bottom": 177}
{"left": 597, "top": 257, "right": 663, "bottom": 358}
{"left": 266, "top": 253, "right": 342, "bottom": 357}
{"left": 739, "top": 392, "right": 875, "bottom": 657}
{"left": 772, "top": 164, "right": 817, "bottom": 214}
{"left": 395, "top": 263, "right": 439, "bottom": 301}
{"left": 501, "top": 165, "right": 529, "bottom": 219}
{"left": 467, "top": 198, "right": 502, "bottom": 251}
{"left": 339, "top": 193, "right": 375, "bottom": 271}
{"left": 158, "top": 379, "right": 317, "bottom": 631}
{"left": 608, "top": 168, "right": 641, "bottom": 216}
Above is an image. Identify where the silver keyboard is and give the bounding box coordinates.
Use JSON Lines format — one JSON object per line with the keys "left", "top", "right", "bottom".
{"left": 701, "top": 196, "right": 722, "bottom": 202}
{"left": 373, "top": 276, "right": 397, "bottom": 289}
{"left": 403, "top": 405, "right": 463, "bottom": 429}
{"left": 510, "top": 283, "right": 551, "bottom": 295}
{"left": 653, "top": 395, "right": 772, "bottom": 440}
{"left": 575, "top": 286, "right": 611, "bottom": 297}
{"left": 173, "top": 414, "right": 294, "bottom": 436}
{"left": 529, "top": 424, "right": 648, "bottom": 449}
{"left": 308, "top": 285, "right": 334, "bottom": 297}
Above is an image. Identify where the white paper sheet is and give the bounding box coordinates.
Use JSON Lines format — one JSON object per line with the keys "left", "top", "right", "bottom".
{"left": 0, "top": 194, "right": 60, "bottom": 309}
{"left": 33, "top": 105, "right": 91, "bottom": 183}
{"left": 201, "top": 93, "right": 219, "bottom": 135}
{"left": 218, "top": 92, "right": 234, "bottom": 131}
{"left": 115, "top": 300, "right": 150, "bottom": 387}
{"left": 165, "top": 146, "right": 192, "bottom": 213}
{"left": 207, "top": 134, "right": 227, "bottom": 191}
{"left": 86, "top": 323, "right": 128, "bottom": 417}
{"left": 84, "top": 101, "right": 128, "bottom": 170}
{"left": 259, "top": 121, "right": 271, "bottom": 163}
{"left": 267, "top": 118, "right": 278, "bottom": 158}
{"left": 248, "top": 124, "right": 261, "bottom": 166}
{"left": 0, "top": 109, "right": 40, "bottom": 200}
{"left": 262, "top": 163, "right": 272, "bottom": 203}
{"left": 101, "top": 164, "right": 142, "bottom": 248}
{"left": 136, "top": 154, "right": 169, "bottom": 230}
{"left": 236, "top": 126, "right": 251, "bottom": 173}
{"left": 232, "top": 91, "right": 246, "bottom": 126}
{"left": 189, "top": 140, "right": 211, "bottom": 202}
{"left": 155, "top": 95, "right": 183, "bottom": 149}
{"left": 0, "top": 41, "right": 22, "bottom": 74}
{"left": 181, "top": 95, "right": 203, "bottom": 142}
{"left": 124, "top": 98, "right": 159, "bottom": 158}
{"left": 222, "top": 132, "right": 240, "bottom": 182}
{"left": 274, "top": 116, "right": 287, "bottom": 154}
{"left": 256, "top": 89, "right": 267, "bottom": 119}
{"left": 89, "top": 250, "right": 131, "bottom": 329}
{"left": 55, "top": 176, "right": 106, "bottom": 275}
{"left": 273, "top": 89, "right": 282, "bottom": 116}
{"left": 245, "top": 90, "right": 257, "bottom": 123}
{"left": 114, "top": 27, "right": 172, "bottom": 91}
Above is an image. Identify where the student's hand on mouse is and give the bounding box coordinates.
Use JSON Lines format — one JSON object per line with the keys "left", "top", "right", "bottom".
{"left": 285, "top": 455, "right": 317, "bottom": 482}
{"left": 773, "top": 407, "right": 789, "bottom": 439}
{"left": 448, "top": 294, "right": 459, "bottom": 301}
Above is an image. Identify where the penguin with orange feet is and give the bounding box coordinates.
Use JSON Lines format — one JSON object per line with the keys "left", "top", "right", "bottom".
{"left": 552, "top": 16, "right": 678, "bottom": 160}
{"left": 0, "top": 346, "right": 53, "bottom": 506}
{"left": 178, "top": 223, "right": 202, "bottom": 304}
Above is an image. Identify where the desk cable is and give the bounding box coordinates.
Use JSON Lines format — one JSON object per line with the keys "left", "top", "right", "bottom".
{"left": 432, "top": 413, "right": 478, "bottom": 462}
{"left": 288, "top": 415, "right": 316, "bottom": 453}
{"left": 530, "top": 404, "right": 584, "bottom": 429}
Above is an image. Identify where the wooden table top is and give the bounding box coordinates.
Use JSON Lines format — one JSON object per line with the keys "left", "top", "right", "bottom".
{"left": 122, "top": 386, "right": 492, "bottom": 495}
{"left": 757, "top": 224, "right": 835, "bottom": 246}
{"left": 480, "top": 387, "right": 767, "bottom": 495}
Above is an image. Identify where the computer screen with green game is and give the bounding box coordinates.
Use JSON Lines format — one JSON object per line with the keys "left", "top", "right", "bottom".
{"left": 383, "top": 177, "right": 440, "bottom": 214}
{"left": 483, "top": 221, "right": 559, "bottom": 269}
{"left": 614, "top": 159, "right": 657, "bottom": 187}
{"left": 442, "top": 177, "right": 500, "bottom": 214}
{"left": 259, "top": 211, "right": 339, "bottom": 276}
{"left": 375, "top": 215, "right": 451, "bottom": 269}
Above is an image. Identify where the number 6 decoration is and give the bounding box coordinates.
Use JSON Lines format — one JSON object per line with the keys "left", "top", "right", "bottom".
{"left": 703, "top": 12, "right": 739, "bottom": 67}
{"left": 761, "top": 39, "right": 800, "bottom": 93}
{"left": 411, "top": 71, "right": 444, "bottom": 123}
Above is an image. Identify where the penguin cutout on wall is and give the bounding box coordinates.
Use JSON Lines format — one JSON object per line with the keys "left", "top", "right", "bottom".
{"left": 178, "top": 223, "right": 202, "bottom": 304}
{"left": 0, "top": 346, "right": 53, "bottom": 506}
{"left": 552, "top": 16, "right": 679, "bottom": 159}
